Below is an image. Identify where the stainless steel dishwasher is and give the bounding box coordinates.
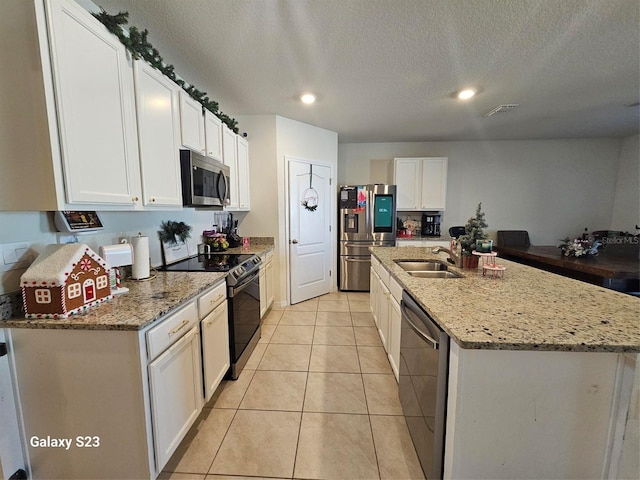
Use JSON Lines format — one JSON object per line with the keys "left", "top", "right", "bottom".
{"left": 399, "top": 291, "right": 450, "bottom": 480}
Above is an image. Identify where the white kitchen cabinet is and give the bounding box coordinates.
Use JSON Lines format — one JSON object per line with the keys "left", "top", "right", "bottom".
{"left": 259, "top": 248, "right": 274, "bottom": 317}
{"left": 377, "top": 278, "right": 390, "bottom": 350}
{"left": 148, "top": 324, "right": 202, "bottom": 471}
{"left": 222, "top": 125, "right": 239, "bottom": 209}
{"left": 388, "top": 277, "right": 402, "bottom": 382}
{"left": 134, "top": 60, "right": 182, "bottom": 207}
{"left": 236, "top": 135, "right": 251, "bottom": 210}
{"left": 370, "top": 256, "right": 401, "bottom": 382}
{"left": 370, "top": 264, "right": 380, "bottom": 327}
{"left": 179, "top": 90, "right": 205, "bottom": 153}
{"left": 45, "top": 0, "right": 142, "bottom": 206}
{"left": 4, "top": 281, "right": 231, "bottom": 479}
{"left": 201, "top": 303, "right": 229, "bottom": 401}
{"left": 198, "top": 281, "right": 229, "bottom": 402}
{"left": 205, "top": 110, "right": 223, "bottom": 162}
{"left": 393, "top": 157, "right": 448, "bottom": 211}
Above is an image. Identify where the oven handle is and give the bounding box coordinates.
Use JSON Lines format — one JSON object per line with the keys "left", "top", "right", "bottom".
{"left": 228, "top": 270, "right": 260, "bottom": 297}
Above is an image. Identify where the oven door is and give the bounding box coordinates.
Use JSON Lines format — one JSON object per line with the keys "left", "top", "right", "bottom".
{"left": 228, "top": 271, "right": 260, "bottom": 379}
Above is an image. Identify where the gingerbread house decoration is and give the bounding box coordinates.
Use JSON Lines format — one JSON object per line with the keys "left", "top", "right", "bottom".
{"left": 21, "top": 244, "right": 112, "bottom": 319}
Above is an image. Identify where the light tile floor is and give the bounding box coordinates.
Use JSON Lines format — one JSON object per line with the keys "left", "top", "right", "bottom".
{"left": 161, "top": 291, "right": 425, "bottom": 480}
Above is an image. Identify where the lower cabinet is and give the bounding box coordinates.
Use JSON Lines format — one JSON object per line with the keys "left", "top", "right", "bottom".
{"left": 388, "top": 284, "right": 402, "bottom": 381}
{"left": 377, "top": 280, "right": 390, "bottom": 350}
{"left": 370, "top": 256, "right": 402, "bottom": 382}
{"left": 259, "top": 248, "right": 274, "bottom": 317}
{"left": 148, "top": 325, "right": 202, "bottom": 470}
{"left": 201, "top": 301, "right": 230, "bottom": 402}
{"left": 6, "top": 279, "right": 230, "bottom": 480}
{"left": 370, "top": 266, "right": 380, "bottom": 327}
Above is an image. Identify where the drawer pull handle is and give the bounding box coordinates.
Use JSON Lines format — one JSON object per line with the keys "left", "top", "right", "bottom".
{"left": 168, "top": 320, "right": 189, "bottom": 335}
{"left": 209, "top": 294, "right": 224, "bottom": 305}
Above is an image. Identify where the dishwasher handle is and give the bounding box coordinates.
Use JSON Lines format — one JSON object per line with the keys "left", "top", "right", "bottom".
{"left": 401, "top": 303, "right": 439, "bottom": 349}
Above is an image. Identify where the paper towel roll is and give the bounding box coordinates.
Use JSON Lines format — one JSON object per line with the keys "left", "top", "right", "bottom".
{"left": 131, "top": 234, "right": 150, "bottom": 279}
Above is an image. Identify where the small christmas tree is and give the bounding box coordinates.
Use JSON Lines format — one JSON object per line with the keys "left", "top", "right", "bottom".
{"left": 459, "top": 203, "right": 488, "bottom": 254}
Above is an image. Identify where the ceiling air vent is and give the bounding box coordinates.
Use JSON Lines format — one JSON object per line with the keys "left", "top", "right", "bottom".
{"left": 484, "top": 104, "right": 519, "bottom": 117}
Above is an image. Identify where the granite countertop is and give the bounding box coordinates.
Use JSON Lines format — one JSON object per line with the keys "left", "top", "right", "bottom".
{"left": 1, "top": 237, "right": 275, "bottom": 331}
{"left": 371, "top": 246, "right": 640, "bottom": 353}
{"left": 2, "top": 271, "right": 226, "bottom": 331}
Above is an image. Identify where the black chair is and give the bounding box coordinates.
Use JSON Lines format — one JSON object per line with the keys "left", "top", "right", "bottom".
{"left": 448, "top": 226, "right": 466, "bottom": 238}
{"left": 497, "top": 230, "right": 530, "bottom": 247}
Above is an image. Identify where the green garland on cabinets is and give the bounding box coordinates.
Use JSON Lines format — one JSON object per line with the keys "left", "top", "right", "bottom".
{"left": 92, "top": 8, "right": 239, "bottom": 134}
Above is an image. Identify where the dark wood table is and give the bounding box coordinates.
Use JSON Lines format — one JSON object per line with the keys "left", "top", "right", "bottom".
{"left": 495, "top": 245, "right": 640, "bottom": 293}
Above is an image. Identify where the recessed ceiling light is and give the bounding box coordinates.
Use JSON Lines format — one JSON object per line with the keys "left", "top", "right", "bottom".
{"left": 300, "top": 93, "right": 316, "bottom": 104}
{"left": 457, "top": 88, "right": 477, "bottom": 100}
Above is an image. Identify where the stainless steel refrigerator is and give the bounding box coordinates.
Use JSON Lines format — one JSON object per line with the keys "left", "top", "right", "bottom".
{"left": 338, "top": 184, "right": 397, "bottom": 291}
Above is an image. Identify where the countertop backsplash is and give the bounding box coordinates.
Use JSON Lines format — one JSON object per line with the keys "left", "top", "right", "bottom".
{"left": 0, "top": 291, "right": 23, "bottom": 320}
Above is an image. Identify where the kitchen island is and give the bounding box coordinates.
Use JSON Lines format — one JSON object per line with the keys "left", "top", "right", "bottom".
{"left": 370, "top": 246, "right": 639, "bottom": 479}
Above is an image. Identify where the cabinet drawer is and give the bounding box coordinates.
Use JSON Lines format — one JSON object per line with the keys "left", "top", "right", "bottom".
{"left": 390, "top": 276, "right": 403, "bottom": 303}
{"left": 198, "top": 281, "right": 227, "bottom": 318}
{"left": 373, "top": 259, "right": 389, "bottom": 286}
{"left": 147, "top": 301, "right": 198, "bottom": 360}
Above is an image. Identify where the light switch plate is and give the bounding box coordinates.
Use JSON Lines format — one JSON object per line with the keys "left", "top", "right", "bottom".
{"left": 0, "top": 242, "right": 39, "bottom": 273}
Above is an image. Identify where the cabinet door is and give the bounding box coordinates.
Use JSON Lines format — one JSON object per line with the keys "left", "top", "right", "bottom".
{"left": 201, "top": 302, "right": 230, "bottom": 402}
{"left": 259, "top": 265, "right": 267, "bottom": 318}
{"left": 389, "top": 298, "right": 401, "bottom": 382}
{"left": 393, "top": 158, "right": 421, "bottom": 210}
{"left": 421, "top": 157, "right": 448, "bottom": 210}
{"left": 222, "top": 126, "right": 239, "bottom": 209}
{"left": 179, "top": 90, "right": 205, "bottom": 153}
{"left": 134, "top": 60, "right": 182, "bottom": 207}
{"left": 148, "top": 325, "right": 202, "bottom": 471}
{"left": 377, "top": 280, "right": 390, "bottom": 351}
{"left": 266, "top": 259, "right": 274, "bottom": 309}
{"left": 47, "top": 0, "right": 141, "bottom": 206}
{"left": 236, "top": 135, "right": 251, "bottom": 210}
{"left": 370, "top": 268, "right": 379, "bottom": 327}
{"left": 204, "top": 110, "right": 223, "bottom": 162}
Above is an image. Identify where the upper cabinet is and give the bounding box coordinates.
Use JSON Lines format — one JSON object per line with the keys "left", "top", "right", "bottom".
{"left": 236, "top": 136, "right": 251, "bottom": 211}
{"left": 45, "top": 0, "right": 142, "bottom": 207}
{"left": 179, "top": 90, "right": 206, "bottom": 153}
{"left": 393, "top": 157, "right": 448, "bottom": 210}
{"left": 204, "top": 111, "right": 223, "bottom": 162}
{"left": 221, "top": 126, "right": 251, "bottom": 211}
{"left": 133, "top": 60, "right": 182, "bottom": 207}
{"left": 222, "top": 125, "right": 239, "bottom": 209}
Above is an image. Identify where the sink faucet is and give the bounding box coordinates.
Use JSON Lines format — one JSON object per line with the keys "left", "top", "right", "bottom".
{"left": 431, "top": 246, "right": 461, "bottom": 267}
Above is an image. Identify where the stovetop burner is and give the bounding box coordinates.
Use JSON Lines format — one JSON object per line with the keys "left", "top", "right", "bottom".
{"left": 161, "top": 253, "right": 255, "bottom": 273}
{"left": 160, "top": 253, "right": 262, "bottom": 287}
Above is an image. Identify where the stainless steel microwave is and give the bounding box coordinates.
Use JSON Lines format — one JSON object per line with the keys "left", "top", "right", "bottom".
{"left": 180, "top": 149, "right": 230, "bottom": 207}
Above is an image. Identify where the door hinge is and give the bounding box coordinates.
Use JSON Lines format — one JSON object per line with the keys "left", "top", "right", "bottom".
{"left": 329, "top": 269, "right": 332, "bottom": 276}
{"left": 329, "top": 178, "right": 332, "bottom": 185}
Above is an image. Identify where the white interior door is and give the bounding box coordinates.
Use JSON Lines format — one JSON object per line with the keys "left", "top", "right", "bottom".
{"left": 288, "top": 159, "right": 332, "bottom": 304}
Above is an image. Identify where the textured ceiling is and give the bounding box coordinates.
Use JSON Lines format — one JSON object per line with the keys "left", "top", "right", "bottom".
{"left": 94, "top": 0, "right": 639, "bottom": 143}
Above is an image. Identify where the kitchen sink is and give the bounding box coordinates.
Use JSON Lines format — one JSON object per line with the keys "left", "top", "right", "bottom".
{"left": 394, "top": 259, "right": 462, "bottom": 278}
{"left": 407, "top": 270, "right": 462, "bottom": 278}
{"left": 394, "top": 260, "right": 449, "bottom": 271}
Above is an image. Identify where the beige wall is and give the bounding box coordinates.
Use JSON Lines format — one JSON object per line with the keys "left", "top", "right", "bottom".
{"left": 611, "top": 134, "right": 640, "bottom": 231}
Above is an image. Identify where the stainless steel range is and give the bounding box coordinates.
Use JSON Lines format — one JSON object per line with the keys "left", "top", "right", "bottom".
{"left": 162, "top": 252, "right": 262, "bottom": 379}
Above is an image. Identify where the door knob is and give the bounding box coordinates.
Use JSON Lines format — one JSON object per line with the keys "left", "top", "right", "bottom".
{"left": 291, "top": 239, "right": 298, "bottom": 244}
